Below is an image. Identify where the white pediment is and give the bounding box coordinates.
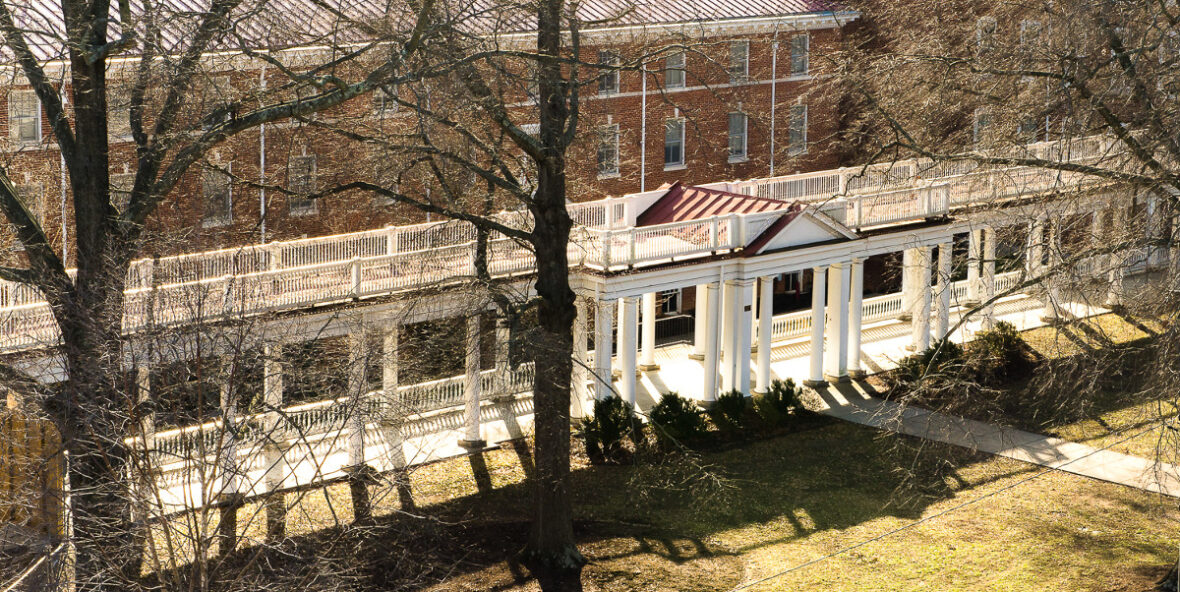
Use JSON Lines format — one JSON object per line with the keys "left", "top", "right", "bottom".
{"left": 751, "top": 211, "right": 858, "bottom": 254}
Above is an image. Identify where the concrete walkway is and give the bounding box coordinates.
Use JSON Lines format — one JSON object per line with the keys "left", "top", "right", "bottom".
{"left": 810, "top": 380, "right": 1180, "bottom": 497}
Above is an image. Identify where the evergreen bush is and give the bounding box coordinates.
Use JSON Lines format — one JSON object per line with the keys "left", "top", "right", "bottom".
{"left": 708, "top": 390, "right": 748, "bottom": 435}
{"left": 648, "top": 392, "right": 707, "bottom": 448}
{"left": 753, "top": 378, "right": 805, "bottom": 427}
{"left": 583, "top": 396, "right": 641, "bottom": 463}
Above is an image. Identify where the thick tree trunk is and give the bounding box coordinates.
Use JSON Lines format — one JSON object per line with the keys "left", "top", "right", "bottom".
{"left": 54, "top": 304, "right": 143, "bottom": 591}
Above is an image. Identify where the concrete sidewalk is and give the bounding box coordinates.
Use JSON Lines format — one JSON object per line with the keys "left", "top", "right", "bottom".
{"left": 811, "top": 381, "right": 1180, "bottom": 497}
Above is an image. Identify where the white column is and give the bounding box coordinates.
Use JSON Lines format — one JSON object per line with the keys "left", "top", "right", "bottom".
{"left": 755, "top": 276, "right": 774, "bottom": 393}
{"left": 348, "top": 332, "right": 370, "bottom": 464}
{"left": 219, "top": 374, "right": 239, "bottom": 496}
{"left": 735, "top": 279, "right": 755, "bottom": 395}
{"left": 934, "top": 242, "right": 952, "bottom": 340}
{"left": 136, "top": 366, "right": 154, "bottom": 451}
{"left": 848, "top": 259, "right": 865, "bottom": 377}
{"left": 1027, "top": 218, "right": 1045, "bottom": 275}
{"left": 911, "top": 246, "right": 932, "bottom": 351}
{"left": 571, "top": 299, "right": 590, "bottom": 418}
{"left": 967, "top": 229, "right": 982, "bottom": 303}
{"left": 981, "top": 227, "right": 997, "bottom": 330}
{"left": 691, "top": 284, "right": 709, "bottom": 360}
{"left": 262, "top": 343, "right": 287, "bottom": 540}
{"left": 1107, "top": 207, "right": 1128, "bottom": 307}
{"left": 719, "top": 281, "right": 738, "bottom": 392}
{"left": 824, "top": 263, "right": 850, "bottom": 381}
{"left": 1043, "top": 221, "right": 1065, "bottom": 321}
{"left": 382, "top": 327, "right": 399, "bottom": 407}
{"left": 460, "top": 315, "right": 484, "bottom": 446}
{"left": 593, "top": 299, "right": 615, "bottom": 400}
{"left": 640, "top": 292, "right": 659, "bottom": 370}
{"left": 805, "top": 266, "right": 828, "bottom": 387}
{"left": 702, "top": 282, "right": 721, "bottom": 402}
{"left": 900, "top": 248, "right": 916, "bottom": 319}
{"left": 617, "top": 296, "right": 639, "bottom": 405}
{"left": 495, "top": 317, "right": 512, "bottom": 394}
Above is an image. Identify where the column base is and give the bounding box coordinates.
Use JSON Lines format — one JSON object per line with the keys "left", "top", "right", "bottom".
{"left": 687, "top": 353, "right": 705, "bottom": 361}
{"left": 1039, "top": 313, "right": 1065, "bottom": 325}
{"left": 802, "top": 379, "right": 828, "bottom": 389}
{"left": 848, "top": 369, "right": 867, "bottom": 379}
{"left": 896, "top": 313, "right": 913, "bottom": 322}
{"left": 639, "top": 364, "right": 660, "bottom": 372}
{"left": 823, "top": 374, "right": 850, "bottom": 384}
{"left": 961, "top": 300, "right": 980, "bottom": 307}
{"left": 458, "top": 439, "right": 488, "bottom": 450}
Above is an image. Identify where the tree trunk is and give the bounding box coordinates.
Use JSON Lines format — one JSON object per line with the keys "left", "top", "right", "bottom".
{"left": 518, "top": 9, "right": 586, "bottom": 574}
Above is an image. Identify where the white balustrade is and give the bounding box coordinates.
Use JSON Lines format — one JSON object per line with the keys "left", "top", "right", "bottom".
{"left": 0, "top": 132, "right": 1133, "bottom": 354}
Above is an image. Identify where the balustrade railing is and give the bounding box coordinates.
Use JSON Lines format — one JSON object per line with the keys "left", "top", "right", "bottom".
{"left": 0, "top": 133, "right": 1128, "bottom": 354}
{"left": 768, "top": 271, "right": 1025, "bottom": 342}
{"left": 142, "top": 362, "right": 536, "bottom": 466}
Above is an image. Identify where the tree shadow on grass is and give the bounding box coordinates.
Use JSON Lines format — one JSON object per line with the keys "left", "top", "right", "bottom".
{"left": 197, "top": 415, "right": 1039, "bottom": 592}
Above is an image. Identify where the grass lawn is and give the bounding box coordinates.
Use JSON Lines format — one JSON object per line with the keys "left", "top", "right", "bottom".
{"left": 391, "top": 421, "right": 1177, "bottom": 591}
{"left": 180, "top": 310, "right": 1179, "bottom": 591}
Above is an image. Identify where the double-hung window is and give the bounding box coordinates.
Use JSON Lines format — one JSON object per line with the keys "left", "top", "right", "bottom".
{"left": 665, "top": 51, "right": 686, "bottom": 89}
{"left": 664, "top": 118, "right": 685, "bottom": 168}
{"left": 729, "top": 41, "right": 749, "bottom": 83}
{"left": 790, "top": 34, "right": 809, "bottom": 77}
{"left": 8, "top": 90, "right": 40, "bottom": 145}
{"left": 597, "top": 51, "right": 620, "bottom": 94}
{"left": 787, "top": 104, "right": 808, "bottom": 156}
{"left": 373, "top": 84, "right": 398, "bottom": 116}
{"left": 728, "top": 112, "right": 748, "bottom": 161}
{"left": 596, "top": 124, "right": 620, "bottom": 178}
{"left": 288, "top": 154, "right": 318, "bottom": 215}
{"left": 976, "top": 17, "right": 997, "bottom": 56}
{"left": 202, "top": 166, "right": 233, "bottom": 226}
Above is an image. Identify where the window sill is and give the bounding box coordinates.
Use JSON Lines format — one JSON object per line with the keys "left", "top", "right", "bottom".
{"left": 728, "top": 156, "right": 749, "bottom": 164}
{"left": 663, "top": 163, "right": 687, "bottom": 172}
{"left": 202, "top": 218, "right": 232, "bottom": 229}
{"left": 786, "top": 149, "right": 809, "bottom": 158}
{"left": 597, "top": 172, "right": 620, "bottom": 180}
{"left": 289, "top": 208, "right": 318, "bottom": 217}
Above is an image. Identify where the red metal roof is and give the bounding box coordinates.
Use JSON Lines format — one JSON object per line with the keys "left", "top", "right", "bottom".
{"left": 636, "top": 182, "right": 797, "bottom": 226}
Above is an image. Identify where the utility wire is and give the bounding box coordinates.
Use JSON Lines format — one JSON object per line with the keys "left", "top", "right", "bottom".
{"left": 732, "top": 416, "right": 1174, "bottom": 591}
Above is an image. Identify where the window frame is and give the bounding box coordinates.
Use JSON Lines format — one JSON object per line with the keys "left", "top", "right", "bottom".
{"left": 664, "top": 117, "right": 686, "bottom": 169}
{"left": 659, "top": 289, "right": 681, "bottom": 314}
{"left": 787, "top": 104, "right": 808, "bottom": 156}
{"left": 202, "top": 165, "right": 233, "bottom": 228}
{"left": 8, "top": 90, "right": 41, "bottom": 145}
{"left": 1020, "top": 19, "right": 1042, "bottom": 49}
{"left": 597, "top": 50, "right": 620, "bottom": 95}
{"left": 727, "top": 111, "right": 748, "bottom": 162}
{"left": 665, "top": 51, "right": 686, "bottom": 89}
{"left": 596, "top": 123, "right": 620, "bottom": 179}
{"left": 729, "top": 40, "right": 750, "bottom": 84}
{"left": 790, "top": 34, "right": 810, "bottom": 77}
{"left": 976, "top": 17, "right": 997, "bottom": 56}
{"left": 372, "top": 84, "right": 399, "bottom": 117}
{"left": 110, "top": 172, "right": 135, "bottom": 213}
{"left": 287, "top": 154, "right": 318, "bottom": 216}
{"left": 972, "top": 107, "right": 993, "bottom": 145}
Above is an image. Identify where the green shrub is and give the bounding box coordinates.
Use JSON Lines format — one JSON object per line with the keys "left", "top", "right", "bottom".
{"left": 648, "top": 392, "right": 707, "bottom": 448}
{"left": 753, "top": 378, "right": 804, "bottom": 427}
{"left": 969, "top": 321, "right": 1035, "bottom": 383}
{"left": 708, "top": 390, "right": 748, "bottom": 435}
{"left": 894, "top": 339, "right": 964, "bottom": 386}
{"left": 583, "top": 397, "right": 642, "bottom": 463}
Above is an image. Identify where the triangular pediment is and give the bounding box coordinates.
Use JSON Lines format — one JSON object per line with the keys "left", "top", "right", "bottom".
{"left": 746, "top": 210, "right": 858, "bottom": 255}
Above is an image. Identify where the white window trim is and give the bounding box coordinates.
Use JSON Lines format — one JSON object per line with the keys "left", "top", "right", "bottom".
{"left": 202, "top": 165, "right": 233, "bottom": 228}
{"left": 8, "top": 90, "right": 41, "bottom": 146}
{"left": 972, "top": 107, "right": 991, "bottom": 145}
{"left": 664, "top": 117, "right": 686, "bottom": 170}
{"left": 976, "top": 17, "right": 997, "bottom": 55}
{"left": 373, "top": 85, "right": 399, "bottom": 117}
{"left": 729, "top": 40, "right": 750, "bottom": 84}
{"left": 665, "top": 51, "right": 686, "bottom": 89}
{"left": 1020, "top": 20, "right": 1042, "bottom": 48}
{"left": 596, "top": 123, "right": 620, "bottom": 179}
{"left": 288, "top": 154, "right": 318, "bottom": 216}
{"left": 787, "top": 104, "right": 808, "bottom": 156}
{"left": 728, "top": 111, "right": 749, "bottom": 163}
{"left": 790, "top": 33, "right": 810, "bottom": 78}
{"left": 598, "top": 51, "right": 621, "bottom": 95}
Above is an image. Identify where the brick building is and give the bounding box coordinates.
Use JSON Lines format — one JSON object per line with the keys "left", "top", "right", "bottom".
{"left": 0, "top": 0, "right": 858, "bottom": 262}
